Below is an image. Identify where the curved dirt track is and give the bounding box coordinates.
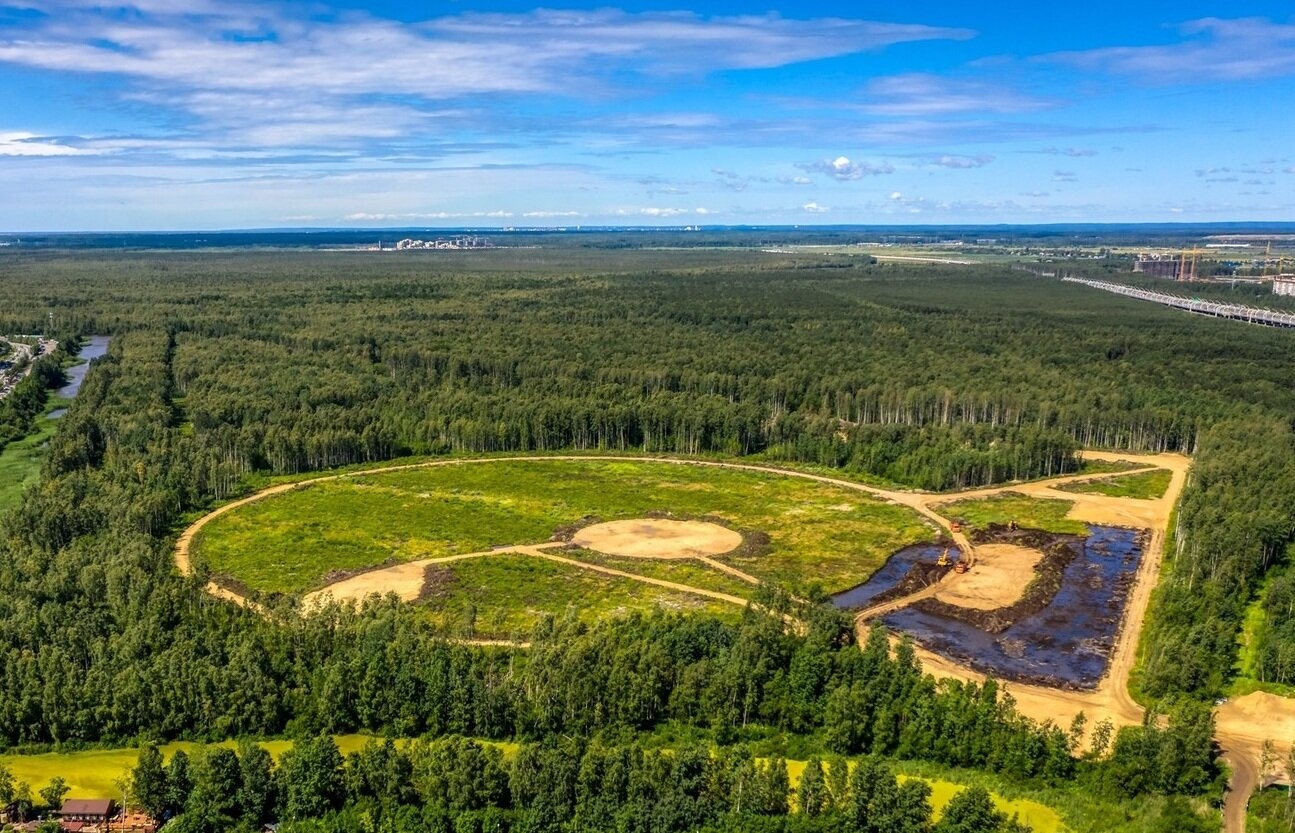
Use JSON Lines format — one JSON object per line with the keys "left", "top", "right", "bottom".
{"left": 1220, "top": 744, "right": 1259, "bottom": 833}
{"left": 180, "top": 451, "right": 1282, "bottom": 830}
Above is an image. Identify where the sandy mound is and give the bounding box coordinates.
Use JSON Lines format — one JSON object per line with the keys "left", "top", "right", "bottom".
{"left": 1218, "top": 692, "right": 1295, "bottom": 749}
{"left": 934, "top": 543, "right": 1043, "bottom": 610}
{"left": 572, "top": 518, "right": 743, "bottom": 559}
{"left": 303, "top": 561, "right": 427, "bottom": 608}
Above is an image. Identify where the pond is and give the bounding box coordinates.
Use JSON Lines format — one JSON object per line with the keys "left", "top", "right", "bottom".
{"left": 831, "top": 542, "right": 961, "bottom": 610}
{"left": 880, "top": 525, "right": 1144, "bottom": 689}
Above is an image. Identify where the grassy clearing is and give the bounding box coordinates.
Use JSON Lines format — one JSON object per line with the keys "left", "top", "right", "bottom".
{"left": 782, "top": 758, "right": 1065, "bottom": 830}
{"left": 1227, "top": 544, "right": 1295, "bottom": 697}
{"left": 0, "top": 735, "right": 381, "bottom": 798}
{"left": 935, "top": 492, "right": 1089, "bottom": 536}
{"left": 419, "top": 553, "right": 741, "bottom": 638}
{"left": 1057, "top": 469, "right": 1172, "bottom": 500}
{"left": 0, "top": 400, "right": 69, "bottom": 513}
{"left": 193, "top": 458, "right": 933, "bottom": 596}
{"left": 568, "top": 549, "right": 758, "bottom": 599}
{"left": 886, "top": 760, "right": 1219, "bottom": 833}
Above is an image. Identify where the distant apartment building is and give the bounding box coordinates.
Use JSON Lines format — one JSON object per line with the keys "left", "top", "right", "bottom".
{"left": 1273, "top": 275, "right": 1295, "bottom": 297}
{"left": 1133, "top": 257, "right": 1187, "bottom": 280}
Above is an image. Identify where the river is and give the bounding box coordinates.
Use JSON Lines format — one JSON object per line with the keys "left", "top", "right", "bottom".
{"left": 49, "top": 335, "right": 111, "bottom": 417}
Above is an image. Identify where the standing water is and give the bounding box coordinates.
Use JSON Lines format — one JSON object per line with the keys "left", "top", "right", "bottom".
{"left": 49, "top": 335, "right": 111, "bottom": 417}
{"left": 881, "top": 525, "right": 1144, "bottom": 689}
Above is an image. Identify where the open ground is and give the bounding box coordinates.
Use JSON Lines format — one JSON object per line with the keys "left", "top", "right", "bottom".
{"left": 176, "top": 450, "right": 1286, "bottom": 830}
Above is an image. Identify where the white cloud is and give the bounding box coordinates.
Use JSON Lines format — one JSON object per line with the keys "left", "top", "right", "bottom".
{"left": 933, "top": 154, "right": 994, "bottom": 169}
{"left": 1038, "top": 146, "right": 1097, "bottom": 157}
{"left": 857, "top": 73, "right": 1054, "bottom": 116}
{"left": 0, "top": 131, "right": 99, "bottom": 156}
{"left": 344, "top": 210, "right": 513, "bottom": 221}
{"left": 0, "top": 4, "right": 971, "bottom": 154}
{"left": 799, "top": 155, "right": 894, "bottom": 181}
{"left": 1050, "top": 17, "right": 1295, "bottom": 83}
{"left": 636, "top": 207, "right": 690, "bottom": 217}
{"left": 802, "top": 201, "right": 829, "bottom": 213}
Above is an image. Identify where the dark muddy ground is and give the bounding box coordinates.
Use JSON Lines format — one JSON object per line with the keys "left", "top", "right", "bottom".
{"left": 883, "top": 525, "right": 1146, "bottom": 689}
{"left": 831, "top": 542, "right": 960, "bottom": 610}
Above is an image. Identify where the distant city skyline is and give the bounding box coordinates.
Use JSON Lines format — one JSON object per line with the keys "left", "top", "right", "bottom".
{"left": 1, "top": 1, "right": 1293, "bottom": 230}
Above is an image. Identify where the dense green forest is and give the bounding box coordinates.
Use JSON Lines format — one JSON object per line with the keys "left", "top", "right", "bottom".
{"left": 0, "top": 354, "right": 64, "bottom": 454}
{"left": 1, "top": 246, "right": 1293, "bottom": 829}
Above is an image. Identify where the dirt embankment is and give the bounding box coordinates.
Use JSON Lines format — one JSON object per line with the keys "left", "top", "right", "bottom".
{"left": 868, "top": 558, "right": 957, "bottom": 608}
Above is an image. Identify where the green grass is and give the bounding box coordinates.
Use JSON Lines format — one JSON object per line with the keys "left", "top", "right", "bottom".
{"left": 1057, "top": 469, "right": 1172, "bottom": 500}
{"left": 193, "top": 458, "right": 933, "bottom": 597}
{"left": 0, "top": 398, "right": 70, "bottom": 513}
{"left": 568, "top": 549, "right": 758, "bottom": 599}
{"left": 886, "top": 760, "right": 1218, "bottom": 833}
{"left": 1227, "top": 543, "right": 1295, "bottom": 697}
{"left": 782, "top": 758, "right": 1065, "bottom": 830}
{"left": 0, "top": 734, "right": 381, "bottom": 798}
{"left": 418, "top": 553, "right": 741, "bottom": 638}
{"left": 935, "top": 492, "right": 1090, "bottom": 536}
{"left": 1247, "top": 786, "right": 1295, "bottom": 833}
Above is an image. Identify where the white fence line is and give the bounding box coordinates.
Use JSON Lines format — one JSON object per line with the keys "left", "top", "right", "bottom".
{"left": 1061, "top": 277, "right": 1295, "bottom": 329}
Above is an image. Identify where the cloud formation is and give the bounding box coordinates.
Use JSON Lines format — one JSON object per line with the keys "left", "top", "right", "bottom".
{"left": 1050, "top": 17, "right": 1295, "bottom": 83}
{"left": 0, "top": 131, "right": 98, "bottom": 156}
{"left": 799, "top": 155, "right": 895, "bottom": 181}
{"left": 0, "top": 3, "right": 971, "bottom": 151}
{"left": 932, "top": 154, "right": 994, "bottom": 169}
{"left": 858, "top": 74, "right": 1053, "bottom": 115}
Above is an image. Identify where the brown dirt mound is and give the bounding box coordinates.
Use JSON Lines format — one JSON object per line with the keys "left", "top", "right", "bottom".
{"left": 934, "top": 544, "right": 1044, "bottom": 610}
{"left": 869, "top": 561, "right": 956, "bottom": 607}
{"left": 572, "top": 518, "right": 743, "bottom": 559}
{"left": 913, "top": 528, "right": 1081, "bottom": 634}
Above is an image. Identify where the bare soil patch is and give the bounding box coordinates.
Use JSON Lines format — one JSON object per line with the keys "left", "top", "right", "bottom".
{"left": 913, "top": 526, "right": 1082, "bottom": 634}
{"left": 934, "top": 544, "right": 1043, "bottom": 610}
{"left": 572, "top": 518, "right": 743, "bottom": 559}
{"left": 304, "top": 560, "right": 429, "bottom": 607}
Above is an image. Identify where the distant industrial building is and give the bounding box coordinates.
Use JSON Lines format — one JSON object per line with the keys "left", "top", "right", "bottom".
{"left": 1272, "top": 275, "right": 1295, "bottom": 297}
{"left": 1133, "top": 257, "right": 1192, "bottom": 280}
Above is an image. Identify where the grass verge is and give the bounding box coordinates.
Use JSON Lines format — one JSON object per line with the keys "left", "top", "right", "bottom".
{"left": 1057, "top": 469, "right": 1172, "bottom": 500}
{"left": 935, "top": 492, "right": 1089, "bottom": 536}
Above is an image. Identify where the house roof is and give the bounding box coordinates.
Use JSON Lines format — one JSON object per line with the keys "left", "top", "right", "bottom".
{"left": 58, "top": 798, "right": 114, "bottom": 816}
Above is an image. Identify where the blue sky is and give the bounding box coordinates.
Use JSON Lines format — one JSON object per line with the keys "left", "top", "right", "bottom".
{"left": 0, "top": 1, "right": 1293, "bottom": 230}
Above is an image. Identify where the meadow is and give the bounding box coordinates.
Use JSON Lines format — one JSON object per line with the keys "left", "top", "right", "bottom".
{"left": 1057, "top": 468, "right": 1172, "bottom": 500}
{"left": 935, "top": 493, "right": 1090, "bottom": 536}
{"left": 192, "top": 458, "right": 934, "bottom": 601}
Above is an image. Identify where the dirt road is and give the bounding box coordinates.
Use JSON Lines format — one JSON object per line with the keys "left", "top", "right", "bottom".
{"left": 1221, "top": 744, "right": 1260, "bottom": 833}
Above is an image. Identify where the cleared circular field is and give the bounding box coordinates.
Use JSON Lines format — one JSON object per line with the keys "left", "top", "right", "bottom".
{"left": 191, "top": 459, "right": 934, "bottom": 613}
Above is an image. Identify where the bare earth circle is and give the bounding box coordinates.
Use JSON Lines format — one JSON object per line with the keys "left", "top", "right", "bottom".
{"left": 572, "top": 519, "right": 743, "bottom": 559}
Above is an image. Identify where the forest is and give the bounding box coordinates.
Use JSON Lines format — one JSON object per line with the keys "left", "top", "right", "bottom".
{"left": 1, "top": 245, "right": 1293, "bottom": 829}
